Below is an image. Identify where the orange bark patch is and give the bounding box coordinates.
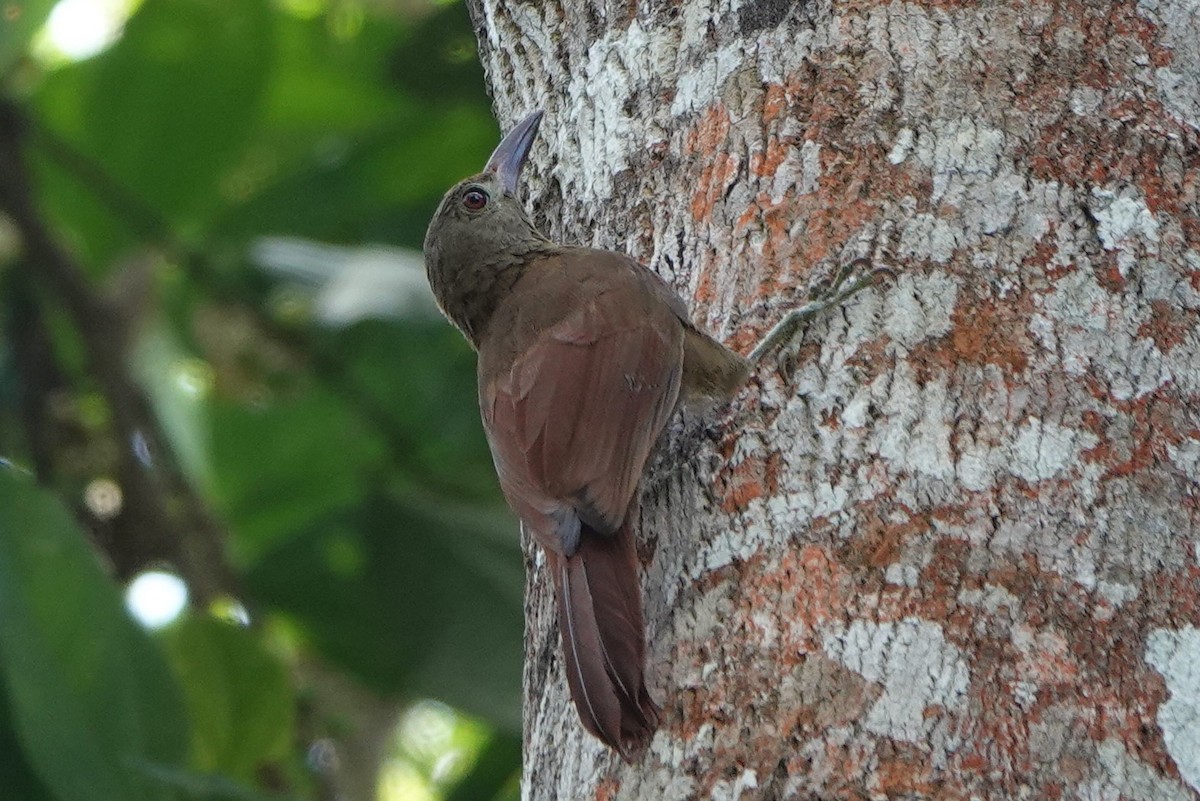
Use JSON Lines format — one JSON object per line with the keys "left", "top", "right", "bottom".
{"left": 671, "top": 686, "right": 716, "bottom": 740}
{"left": 594, "top": 778, "right": 620, "bottom": 801}
{"left": 691, "top": 151, "right": 738, "bottom": 224}
{"left": 1137, "top": 299, "right": 1196, "bottom": 351}
{"left": 731, "top": 132, "right": 916, "bottom": 302}
{"left": 921, "top": 539, "right": 971, "bottom": 601}
{"left": 717, "top": 451, "right": 782, "bottom": 512}
{"left": 789, "top": 546, "right": 858, "bottom": 631}
{"left": 735, "top": 546, "right": 862, "bottom": 647}
{"left": 1183, "top": 218, "right": 1200, "bottom": 252}
{"left": 683, "top": 103, "right": 732, "bottom": 158}
{"left": 1014, "top": 0, "right": 1192, "bottom": 200}
{"left": 724, "top": 193, "right": 801, "bottom": 305}
{"left": 750, "top": 135, "right": 793, "bottom": 179}
{"left": 1015, "top": 624, "right": 1081, "bottom": 685}
{"left": 896, "top": 0, "right": 981, "bottom": 7}
{"left": 1081, "top": 391, "right": 1184, "bottom": 480}
{"left": 682, "top": 104, "right": 736, "bottom": 224}
{"left": 948, "top": 295, "right": 1032, "bottom": 373}
{"left": 693, "top": 263, "right": 718, "bottom": 306}
{"left": 841, "top": 511, "right": 924, "bottom": 569}
{"left": 804, "top": 149, "right": 911, "bottom": 264}
{"left": 873, "top": 755, "right": 937, "bottom": 796}
{"left": 762, "top": 82, "right": 788, "bottom": 124}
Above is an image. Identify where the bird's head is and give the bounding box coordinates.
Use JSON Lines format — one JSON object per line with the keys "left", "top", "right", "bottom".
{"left": 423, "top": 110, "right": 548, "bottom": 285}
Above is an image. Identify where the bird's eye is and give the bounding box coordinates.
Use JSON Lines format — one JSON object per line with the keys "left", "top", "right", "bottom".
{"left": 462, "top": 188, "right": 489, "bottom": 211}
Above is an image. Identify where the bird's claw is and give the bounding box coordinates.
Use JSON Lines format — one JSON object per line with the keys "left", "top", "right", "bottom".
{"left": 749, "top": 259, "right": 895, "bottom": 364}
{"left": 811, "top": 258, "right": 895, "bottom": 303}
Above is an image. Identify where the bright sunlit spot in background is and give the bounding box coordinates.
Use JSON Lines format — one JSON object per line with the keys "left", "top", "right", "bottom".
{"left": 83, "top": 477, "right": 123, "bottom": 520}
{"left": 378, "top": 762, "right": 435, "bottom": 801}
{"left": 378, "top": 701, "right": 491, "bottom": 801}
{"left": 125, "top": 570, "right": 188, "bottom": 629}
{"left": 211, "top": 596, "right": 252, "bottom": 626}
{"left": 35, "top": 0, "right": 140, "bottom": 64}
{"left": 172, "top": 357, "right": 215, "bottom": 400}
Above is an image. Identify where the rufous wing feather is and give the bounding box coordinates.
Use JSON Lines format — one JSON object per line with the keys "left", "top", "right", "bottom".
{"left": 480, "top": 258, "right": 685, "bottom": 553}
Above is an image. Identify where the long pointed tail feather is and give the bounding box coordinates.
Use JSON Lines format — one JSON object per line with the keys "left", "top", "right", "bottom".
{"left": 547, "top": 519, "right": 659, "bottom": 759}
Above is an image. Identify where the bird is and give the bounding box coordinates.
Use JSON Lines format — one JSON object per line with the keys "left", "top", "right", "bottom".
{"left": 423, "top": 110, "right": 887, "bottom": 758}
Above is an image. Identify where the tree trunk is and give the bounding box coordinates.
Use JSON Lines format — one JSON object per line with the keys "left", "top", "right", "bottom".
{"left": 466, "top": 1, "right": 1200, "bottom": 798}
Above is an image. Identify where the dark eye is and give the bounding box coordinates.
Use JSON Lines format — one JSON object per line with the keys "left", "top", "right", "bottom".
{"left": 462, "top": 188, "right": 489, "bottom": 210}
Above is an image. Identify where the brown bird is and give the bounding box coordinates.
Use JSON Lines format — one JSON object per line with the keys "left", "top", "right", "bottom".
{"left": 423, "top": 110, "right": 885, "bottom": 758}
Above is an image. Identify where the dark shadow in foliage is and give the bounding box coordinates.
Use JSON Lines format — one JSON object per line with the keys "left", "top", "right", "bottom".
{"left": 0, "top": 677, "right": 55, "bottom": 801}
{"left": 390, "top": 3, "right": 489, "bottom": 106}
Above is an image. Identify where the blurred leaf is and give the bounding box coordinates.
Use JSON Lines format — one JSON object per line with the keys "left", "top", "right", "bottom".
{"left": 332, "top": 319, "right": 498, "bottom": 501}
{"left": 135, "top": 322, "right": 213, "bottom": 489}
{"left": 202, "top": 7, "right": 496, "bottom": 250}
{"left": 6, "top": 0, "right": 524, "bottom": 793}
{"left": 31, "top": 0, "right": 274, "bottom": 271}
{"left": 0, "top": 469, "right": 190, "bottom": 801}
{"left": 25, "top": 105, "right": 140, "bottom": 272}
{"left": 261, "top": 8, "right": 407, "bottom": 138}
{"left": 0, "top": 674, "right": 55, "bottom": 801}
{"left": 162, "top": 616, "right": 294, "bottom": 781}
{"left": 208, "top": 316, "right": 501, "bottom": 564}
{"left": 0, "top": 0, "right": 56, "bottom": 73}
{"left": 213, "top": 104, "right": 497, "bottom": 250}
{"left": 389, "top": 1, "right": 487, "bottom": 106}
{"left": 247, "top": 492, "right": 524, "bottom": 732}
{"left": 83, "top": 0, "right": 273, "bottom": 217}
{"left": 208, "top": 383, "right": 386, "bottom": 564}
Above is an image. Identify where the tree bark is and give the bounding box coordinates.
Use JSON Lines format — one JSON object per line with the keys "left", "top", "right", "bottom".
{"left": 466, "top": 1, "right": 1200, "bottom": 798}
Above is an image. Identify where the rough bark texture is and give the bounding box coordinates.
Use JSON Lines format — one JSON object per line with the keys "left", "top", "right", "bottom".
{"left": 465, "top": 1, "right": 1200, "bottom": 798}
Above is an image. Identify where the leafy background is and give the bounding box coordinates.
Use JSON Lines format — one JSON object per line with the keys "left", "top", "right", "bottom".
{"left": 0, "top": 1, "right": 525, "bottom": 799}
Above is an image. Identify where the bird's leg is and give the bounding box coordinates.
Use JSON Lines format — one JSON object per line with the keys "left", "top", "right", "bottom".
{"left": 747, "top": 258, "right": 894, "bottom": 364}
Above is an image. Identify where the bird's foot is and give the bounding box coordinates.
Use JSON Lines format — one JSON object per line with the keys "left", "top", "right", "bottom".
{"left": 747, "top": 258, "right": 894, "bottom": 364}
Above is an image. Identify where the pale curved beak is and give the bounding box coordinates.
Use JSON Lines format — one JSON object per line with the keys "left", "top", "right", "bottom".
{"left": 484, "top": 110, "right": 543, "bottom": 196}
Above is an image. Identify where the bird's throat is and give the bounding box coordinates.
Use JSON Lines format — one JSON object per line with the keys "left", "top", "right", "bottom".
{"left": 432, "top": 246, "right": 546, "bottom": 348}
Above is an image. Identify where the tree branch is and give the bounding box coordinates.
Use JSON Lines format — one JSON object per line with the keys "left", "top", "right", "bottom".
{"left": 0, "top": 98, "right": 234, "bottom": 602}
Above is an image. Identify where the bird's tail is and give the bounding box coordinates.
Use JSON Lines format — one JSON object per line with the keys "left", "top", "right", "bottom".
{"left": 547, "top": 519, "right": 660, "bottom": 760}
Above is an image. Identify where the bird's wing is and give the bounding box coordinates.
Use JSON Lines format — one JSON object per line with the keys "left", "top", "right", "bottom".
{"left": 480, "top": 267, "right": 683, "bottom": 554}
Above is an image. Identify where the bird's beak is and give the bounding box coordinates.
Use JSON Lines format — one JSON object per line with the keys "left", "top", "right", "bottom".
{"left": 484, "top": 110, "right": 543, "bottom": 196}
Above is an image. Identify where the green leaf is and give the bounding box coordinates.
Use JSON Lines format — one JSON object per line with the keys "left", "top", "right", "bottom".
{"left": 390, "top": 2, "right": 488, "bottom": 107}
{"left": 208, "top": 383, "right": 386, "bottom": 565}
{"left": 212, "top": 104, "right": 497, "bottom": 250}
{"left": 247, "top": 492, "right": 524, "bottom": 732}
{"left": 81, "top": 0, "right": 274, "bottom": 218}
{"left": 332, "top": 319, "right": 499, "bottom": 501}
{"left": 161, "top": 616, "right": 294, "bottom": 781}
{"left": 0, "top": 0, "right": 56, "bottom": 74}
{"left": 259, "top": 9, "right": 409, "bottom": 138}
{"left": 134, "top": 322, "right": 214, "bottom": 490}
{"left": 0, "top": 469, "right": 190, "bottom": 801}
{"left": 30, "top": 0, "right": 274, "bottom": 272}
